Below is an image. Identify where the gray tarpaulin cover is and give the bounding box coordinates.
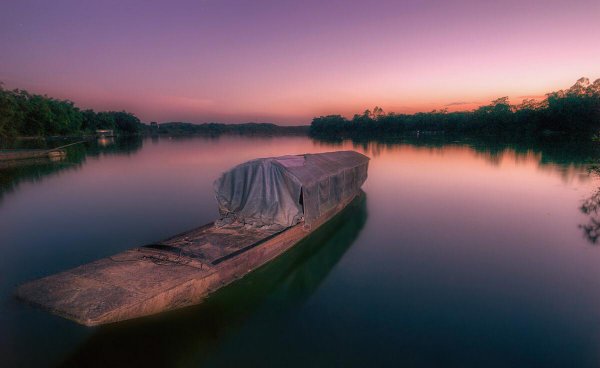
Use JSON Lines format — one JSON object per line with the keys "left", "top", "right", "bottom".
{"left": 214, "top": 151, "right": 369, "bottom": 229}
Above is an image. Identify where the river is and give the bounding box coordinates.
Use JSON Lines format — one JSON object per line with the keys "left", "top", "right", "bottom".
{"left": 1, "top": 135, "right": 600, "bottom": 367}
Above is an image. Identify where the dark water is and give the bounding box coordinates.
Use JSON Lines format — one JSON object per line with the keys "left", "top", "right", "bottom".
{"left": 2, "top": 135, "right": 600, "bottom": 367}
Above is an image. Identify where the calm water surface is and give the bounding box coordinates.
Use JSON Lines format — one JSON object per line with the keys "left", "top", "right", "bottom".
{"left": 2, "top": 135, "right": 600, "bottom": 367}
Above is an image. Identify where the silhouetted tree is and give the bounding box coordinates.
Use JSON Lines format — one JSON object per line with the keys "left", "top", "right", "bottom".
{"left": 0, "top": 84, "right": 143, "bottom": 138}
{"left": 310, "top": 78, "right": 600, "bottom": 141}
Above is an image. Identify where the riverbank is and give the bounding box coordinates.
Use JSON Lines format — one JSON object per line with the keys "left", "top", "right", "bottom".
{"left": 149, "top": 122, "right": 309, "bottom": 136}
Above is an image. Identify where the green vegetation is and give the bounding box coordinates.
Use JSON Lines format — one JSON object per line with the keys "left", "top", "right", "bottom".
{"left": 0, "top": 83, "right": 308, "bottom": 139}
{"left": 4, "top": 77, "right": 599, "bottom": 141}
{"left": 154, "top": 122, "right": 309, "bottom": 136}
{"left": 0, "top": 83, "right": 142, "bottom": 138}
{"left": 310, "top": 78, "right": 600, "bottom": 140}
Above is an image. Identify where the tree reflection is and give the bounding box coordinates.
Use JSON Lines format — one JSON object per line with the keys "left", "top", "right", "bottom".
{"left": 580, "top": 168, "right": 600, "bottom": 243}
{"left": 0, "top": 136, "right": 143, "bottom": 202}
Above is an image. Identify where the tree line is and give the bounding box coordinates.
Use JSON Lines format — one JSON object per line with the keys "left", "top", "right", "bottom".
{"left": 0, "top": 83, "right": 142, "bottom": 138}
{"left": 310, "top": 78, "right": 600, "bottom": 140}
{"left": 153, "top": 122, "right": 309, "bottom": 136}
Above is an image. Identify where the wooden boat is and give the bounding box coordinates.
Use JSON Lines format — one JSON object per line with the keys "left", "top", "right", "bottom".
{"left": 0, "top": 148, "right": 66, "bottom": 161}
{"left": 16, "top": 151, "right": 369, "bottom": 326}
{"left": 0, "top": 141, "right": 85, "bottom": 163}
{"left": 61, "top": 194, "right": 367, "bottom": 366}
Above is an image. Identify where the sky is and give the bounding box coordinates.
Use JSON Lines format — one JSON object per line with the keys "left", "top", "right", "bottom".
{"left": 0, "top": 0, "right": 599, "bottom": 125}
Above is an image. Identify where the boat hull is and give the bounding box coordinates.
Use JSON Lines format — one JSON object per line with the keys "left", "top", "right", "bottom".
{"left": 16, "top": 192, "right": 363, "bottom": 326}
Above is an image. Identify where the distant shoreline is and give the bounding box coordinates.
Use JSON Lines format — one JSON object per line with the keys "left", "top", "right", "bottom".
{"left": 309, "top": 78, "right": 600, "bottom": 142}
{"left": 148, "top": 122, "right": 309, "bottom": 136}
{"left": 3, "top": 78, "right": 598, "bottom": 142}
{"left": 0, "top": 123, "right": 310, "bottom": 143}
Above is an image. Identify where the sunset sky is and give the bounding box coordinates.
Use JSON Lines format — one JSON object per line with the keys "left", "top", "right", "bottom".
{"left": 1, "top": 0, "right": 599, "bottom": 125}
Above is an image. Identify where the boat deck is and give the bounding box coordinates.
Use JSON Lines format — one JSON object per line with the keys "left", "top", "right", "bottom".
{"left": 16, "top": 223, "right": 284, "bottom": 326}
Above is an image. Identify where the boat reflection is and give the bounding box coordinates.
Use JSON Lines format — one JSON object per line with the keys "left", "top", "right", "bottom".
{"left": 59, "top": 192, "right": 368, "bottom": 368}
{"left": 97, "top": 137, "right": 115, "bottom": 147}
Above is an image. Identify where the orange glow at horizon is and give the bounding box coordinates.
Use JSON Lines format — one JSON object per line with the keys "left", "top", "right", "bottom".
{"left": 1, "top": 0, "right": 598, "bottom": 124}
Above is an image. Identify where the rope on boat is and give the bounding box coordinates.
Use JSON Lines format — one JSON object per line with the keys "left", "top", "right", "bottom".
{"left": 45, "top": 140, "right": 88, "bottom": 153}
{"left": 109, "top": 244, "right": 194, "bottom": 267}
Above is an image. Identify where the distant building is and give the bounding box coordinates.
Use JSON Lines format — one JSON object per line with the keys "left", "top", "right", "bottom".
{"left": 96, "top": 129, "right": 115, "bottom": 137}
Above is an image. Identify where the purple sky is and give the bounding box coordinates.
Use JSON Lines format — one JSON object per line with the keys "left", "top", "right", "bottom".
{"left": 1, "top": 0, "right": 599, "bottom": 124}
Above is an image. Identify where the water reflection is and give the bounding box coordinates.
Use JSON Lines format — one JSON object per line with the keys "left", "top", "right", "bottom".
{"left": 59, "top": 192, "right": 367, "bottom": 368}
{"left": 580, "top": 188, "right": 600, "bottom": 243}
{"left": 97, "top": 137, "right": 115, "bottom": 147}
{"left": 2, "top": 135, "right": 597, "bottom": 204}
{"left": 579, "top": 164, "right": 600, "bottom": 244}
{"left": 3, "top": 135, "right": 600, "bottom": 367}
{"left": 314, "top": 136, "right": 599, "bottom": 183}
{"left": 84, "top": 135, "right": 143, "bottom": 157}
{"left": 0, "top": 136, "right": 143, "bottom": 202}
